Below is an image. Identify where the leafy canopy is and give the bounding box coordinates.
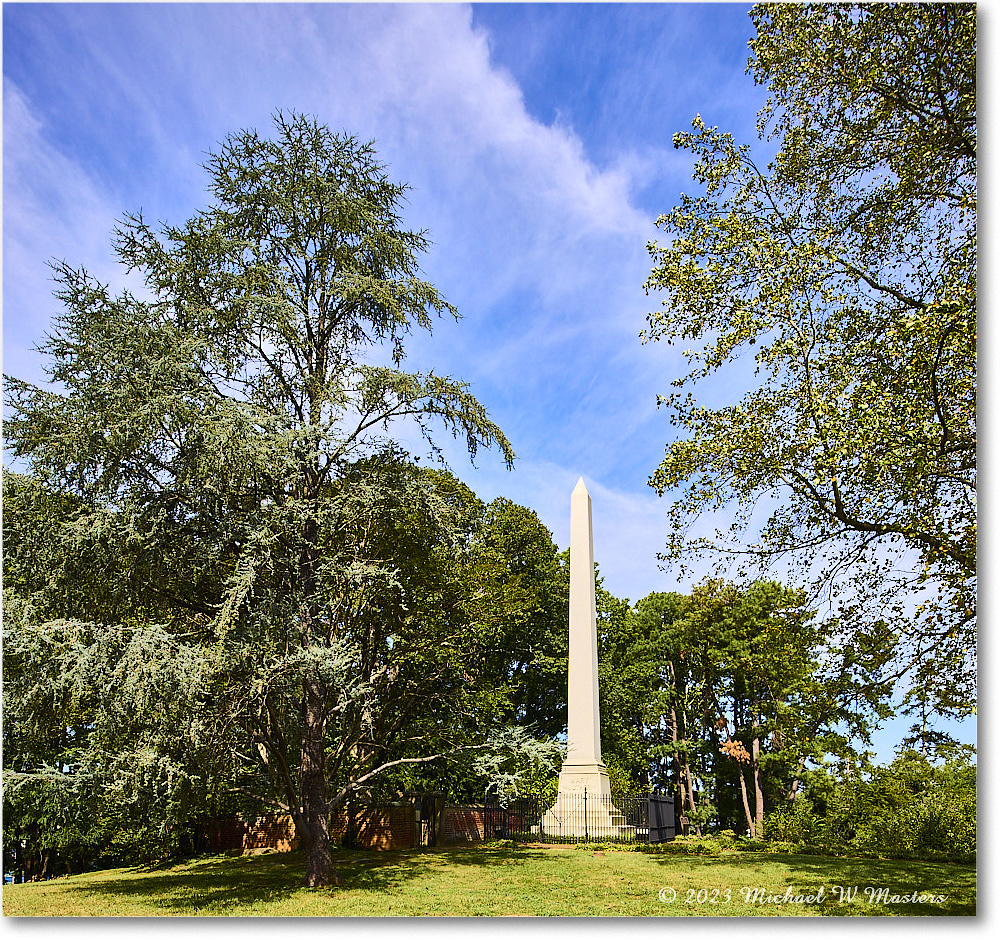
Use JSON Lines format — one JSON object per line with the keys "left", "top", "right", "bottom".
{"left": 643, "top": 4, "right": 975, "bottom": 708}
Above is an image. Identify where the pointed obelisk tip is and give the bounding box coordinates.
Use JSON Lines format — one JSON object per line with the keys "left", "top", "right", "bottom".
{"left": 573, "top": 476, "right": 588, "bottom": 495}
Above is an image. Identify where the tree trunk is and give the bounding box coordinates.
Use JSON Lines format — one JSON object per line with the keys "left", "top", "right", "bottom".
{"left": 39, "top": 848, "right": 52, "bottom": 881}
{"left": 667, "top": 667, "right": 683, "bottom": 795}
{"left": 24, "top": 828, "right": 38, "bottom": 882}
{"left": 751, "top": 720, "right": 764, "bottom": 837}
{"left": 300, "top": 676, "right": 343, "bottom": 887}
{"left": 296, "top": 450, "right": 344, "bottom": 888}
{"left": 667, "top": 661, "right": 701, "bottom": 835}
{"left": 683, "top": 761, "right": 701, "bottom": 836}
{"left": 787, "top": 756, "right": 807, "bottom": 803}
{"left": 735, "top": 760, "right": 755, "bottom": 838}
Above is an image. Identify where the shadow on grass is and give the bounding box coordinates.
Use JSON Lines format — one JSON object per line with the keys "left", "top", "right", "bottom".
{"left": 57, "top": 844, "right": 976, "bottom": 916}
{"left": 332, "top": 844, "right": 547, "bottom": 897}
{"left": 68, "top": 853, "right": 308, "bottom": 913}
{"left": 68, "top": 846, "right": 529, "bottom": 913}
{"left": 640, "top": 850, "right": 976, "bottom": 916}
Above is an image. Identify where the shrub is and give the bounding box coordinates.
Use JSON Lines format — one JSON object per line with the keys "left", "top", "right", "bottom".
{"left": 714, "top": 828, "right": 738, "bottom": 848}
{"left": 764, "top": 799, "right": 822, "bottom": 844}
{"left": 640, "top": 835, "right": 727, "bottom": 856}
{"left": 761, "top": 749, "right": 975, "bottom": 864}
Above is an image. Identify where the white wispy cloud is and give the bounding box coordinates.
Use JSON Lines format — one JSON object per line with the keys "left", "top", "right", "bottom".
{"left": 2, "top": 2, "right": 714, "bottom": 602}
{"left": 2, "top": 82, "right": 140, "bottom": 387}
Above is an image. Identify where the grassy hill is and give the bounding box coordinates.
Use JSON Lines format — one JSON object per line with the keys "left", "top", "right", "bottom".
{"left": 2, "top": 843, "right": 975, "bottom": 917}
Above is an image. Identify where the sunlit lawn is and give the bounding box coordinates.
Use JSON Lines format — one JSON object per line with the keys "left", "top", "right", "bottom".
{"left": 2, "top": 844, "right": 975, "bottom": 917}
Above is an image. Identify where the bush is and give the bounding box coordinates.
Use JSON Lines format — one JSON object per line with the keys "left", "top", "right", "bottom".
{"left": 572, "top": 841, "right": 636, "bottom": 853}
{"left": 483, "top": 839, "right": 520, "bottom": 849}
{"left": 761, "top": 750, "right": 976, "bottom": 864}
{"left": 764, "top": 799, "right": 822, "bottom": 844}
{"left": 640, "top": 834, "right": 729, "bottom": 856}
{"left": 714, "top": 828, "right": 738, "bottom": 849}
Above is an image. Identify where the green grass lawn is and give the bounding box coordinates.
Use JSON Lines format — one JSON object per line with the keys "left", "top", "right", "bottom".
{"left": 2, "top": 844, "right": 975, "bottom": 917}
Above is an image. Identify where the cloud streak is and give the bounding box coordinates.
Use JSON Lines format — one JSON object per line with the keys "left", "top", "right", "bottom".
{"left": 2, "top": 2, "right": 741, "bottom": 603}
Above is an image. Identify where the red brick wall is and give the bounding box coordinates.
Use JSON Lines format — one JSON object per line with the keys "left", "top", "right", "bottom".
{"left": 200, "top": 805, "right": 422, "bottom": 854}
{"left": 200, "top": 814, "right": 299, "bottom": 854}
{"left": 329, "top": 805, "right": 415, "bottom": 850}
{"left": 201, "top": 804, "right": 486, "bottom": 854}
{"left": 443, "top": 805, "right": 485, "bottom": 843}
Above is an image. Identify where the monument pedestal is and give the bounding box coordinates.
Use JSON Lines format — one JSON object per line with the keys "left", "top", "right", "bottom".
{"left": 540, "top": 762, "right": 634, "bottom": 839}
{"left": 540, "top": 480, "right": 633, "bottom": 840}
{"left": 555, "top": 762, "right": 612, "bottom": 796}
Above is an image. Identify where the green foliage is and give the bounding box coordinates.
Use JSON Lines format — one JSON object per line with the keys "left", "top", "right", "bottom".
{"left": 638, "top": 835, "right": 728, "bottom": 857}
{"left": 826, "top": 749, "right": 976, "bottom": 863}
{"left": 643, "top": 3, "right": 975, "bottom": 708}
{"left": 473, "top": 728, "right": 564, "bottom": 803}
{"left": 763, "top": 749, "right": 976, "bottom": 863}
{"left": 596, "top": 580, "right": 651, "bottom": 794}
{"left": 763, "top": 799, "right": 823, "bottom": 847}
{"left": 2, "top": 591, "right": 221, "bottom": 878}
{"left": 462, "top": 498, "right": 570, "bottom": 740}
{"left": 3, "top": 462, "right": 568, "bottom": 878}
{"left": 713, "top": 828, "right": 737, "bottom": 849}
{"left": 597, "top": 579, "right": 885, "bottom": 838}
{"left": 2, "top": 113, "right": 537, "bottom": 886}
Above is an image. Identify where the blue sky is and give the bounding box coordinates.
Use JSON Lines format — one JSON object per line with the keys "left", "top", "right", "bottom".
{"left": 2, "top": 2, "right": 974, "bottom": 760}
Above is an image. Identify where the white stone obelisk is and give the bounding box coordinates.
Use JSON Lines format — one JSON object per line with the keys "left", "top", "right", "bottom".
{"left": 557, "top": 477, "right": 612, "bottom": 796}
{"left": 541, "top": 479, "right": 625, "bottom": 839}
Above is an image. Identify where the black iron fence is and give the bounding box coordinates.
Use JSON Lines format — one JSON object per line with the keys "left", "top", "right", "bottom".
{"left": 484, "top": 791, "right": 677, "bottom": 844}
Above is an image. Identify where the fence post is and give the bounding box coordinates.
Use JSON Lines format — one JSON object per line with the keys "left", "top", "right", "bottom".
{"left": 584, "top": 787, "right": 588, "bottom": 842}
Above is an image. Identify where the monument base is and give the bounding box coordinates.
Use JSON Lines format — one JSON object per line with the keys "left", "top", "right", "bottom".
{"left": 540, "top": 763, "right": 634, "bottom": 839}
{"left": 555, "top": 761, "right": 612, "bottom": 796}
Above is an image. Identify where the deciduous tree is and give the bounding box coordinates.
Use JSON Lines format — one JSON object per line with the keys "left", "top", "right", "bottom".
{"left": 643, "top": 4, "right": 975, "bottom": 707}
{"left": 598, "top": 581, "right": 886, "bottom": 837}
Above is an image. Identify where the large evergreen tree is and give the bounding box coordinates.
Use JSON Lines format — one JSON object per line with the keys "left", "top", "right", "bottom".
{"left": 3, "top": 113, "right": 533, "bottom": 886}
